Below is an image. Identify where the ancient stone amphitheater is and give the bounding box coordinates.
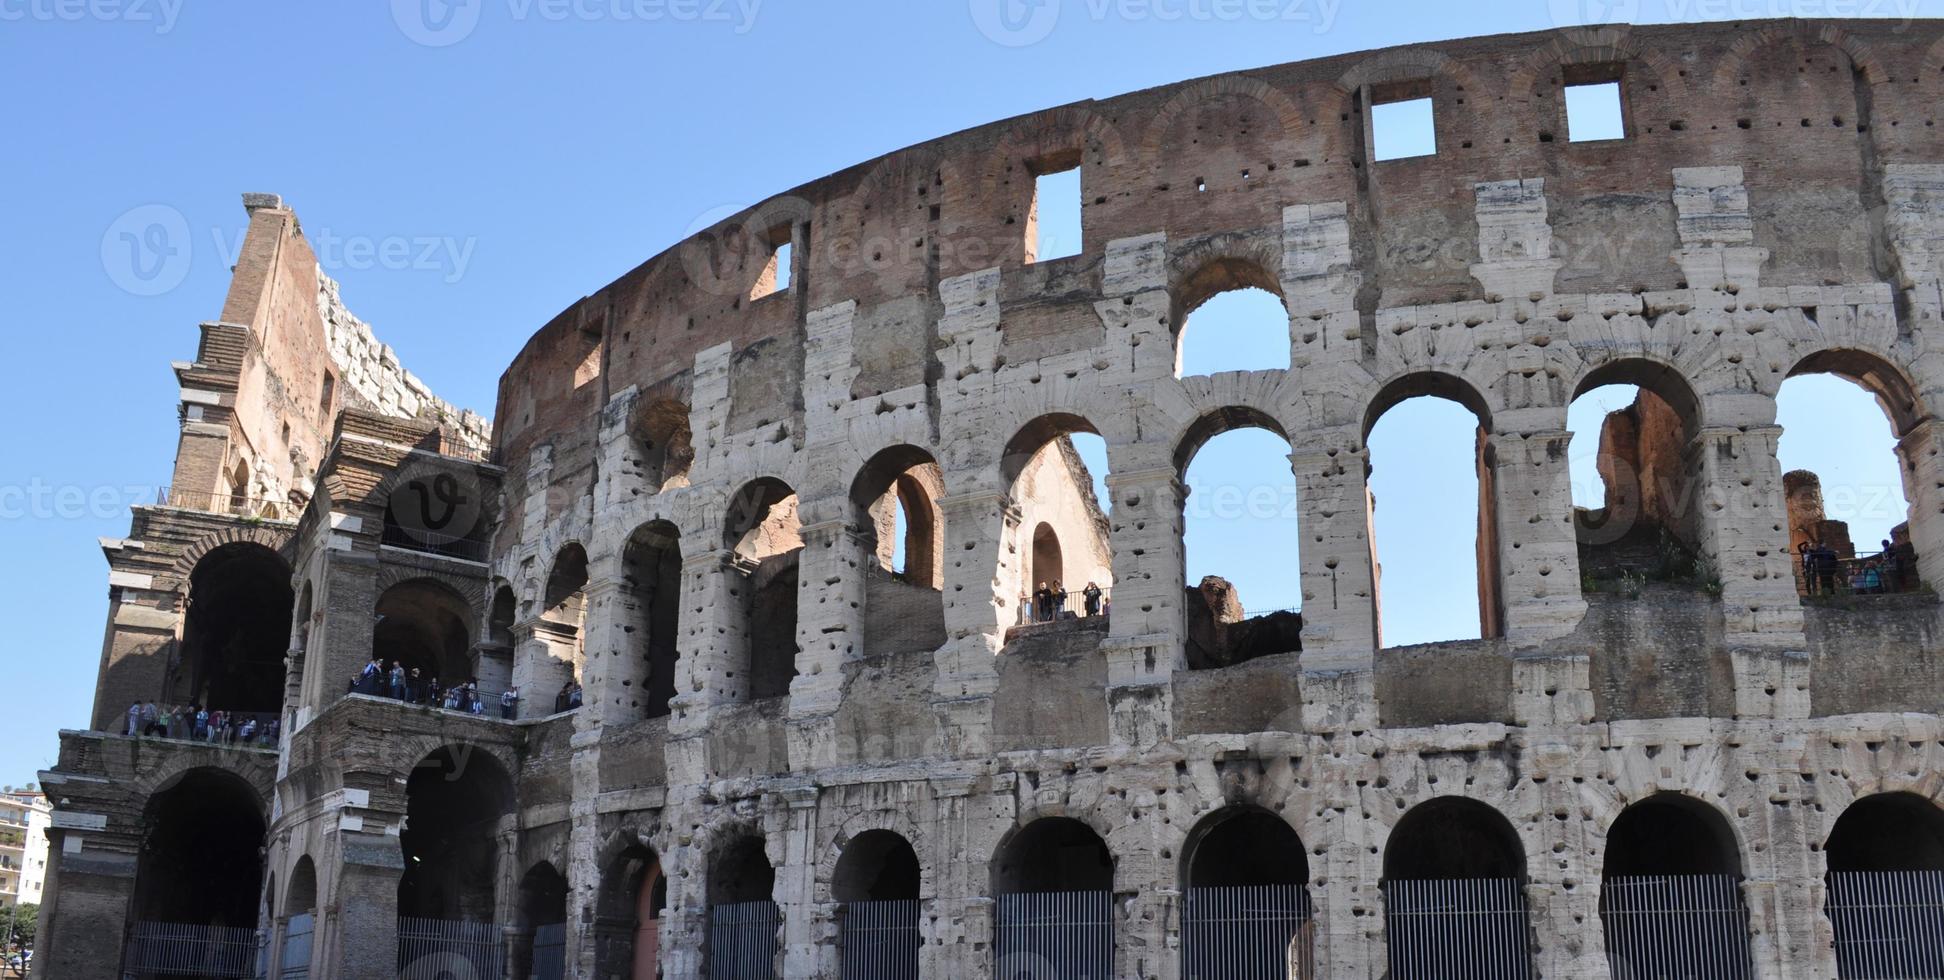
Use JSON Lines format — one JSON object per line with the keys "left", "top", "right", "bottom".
{"left": 36, "top": 17, "right": 1944, "bottom": 980}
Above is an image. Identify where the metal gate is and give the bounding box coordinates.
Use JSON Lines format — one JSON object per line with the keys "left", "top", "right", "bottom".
{"left": 396, "top": 916, "right": 505, "bottom": 980}
{"left": 708, "top": 901, "right": 780, "bottom": 980}
{"left": 840, "top": 899, "right": 920, "bottom": 979}
{"left": 277, "top": 913, "right": 313, "bottom": 980}
{"left": 531, "top": 922, "right": 566, "bottom": 980}
{"left": 994, "top": 890, "right": 1113, "bottom": 979}
{"left": 1181, "top": 884, "right": 1314, "bottom": 980}
{"left": 122, "top": 921, "right": 260, "bottom": 978}
{"left": 1383, "top": 878, "right": 1534, "bottom": 980}
{"left": 1828, "top": 869, "right": 1944, "bottom": 978}
{"left": 1601, "top": 874, "right": 1752, "bottom": 980}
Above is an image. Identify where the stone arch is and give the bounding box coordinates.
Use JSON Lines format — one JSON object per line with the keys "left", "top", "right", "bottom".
{"left": 131, "top": 766, "right": 268, "bottom": 934}
{"left": 1505, "top": 28, "right": 1689, "bottom": 104}
{"left": 594, "top": 828, "right": 666, "bottom": 980}
{"left": 817, "top": 810, "right": 934, "bottom": 900}
{"left": 1169, "top": 241, "right": 1287, "bottom": 333}
{"left": 998, "top": 414, "right": 1113, "bottom": 615}
{"left": 989, "top": 815, "right": 1116, "bottom": 896}
{"left": 723, "top": 477, "right": 802, "bottom": 700}
{"left": 619, "top": 519, "right": 683, "bottom": 719}
{"left": 1138, "top": 72, "right": 1310, "bottom": 160}
{"left": 1601, "top": 791, "right": 1745, "bottom": 878}
{"left": 285, "top": 855, "right": 317, "bottom": 915}
{"left": 173, "top": 540, "right": 295, "bottom": 713}
{"left": 980, "top": 103, "right": 1132, "bottom": 230}
{"left": 1569, "top": 356, "right": 1707, "bottom": 556}
{"left": 398, "top": 744, "right": 516, "bottom": 922}
{"left": 168, "top": 523, "right": 292, "bottom": 589}
{"left": 373, "top": 576, "right": 478, "bottom": 688}
{"left": 1783, "top": 346, "right": 1926, "bottom": 438}
{"left": 1335, "top": 43, "right": 1487, "bottom": 97}
{"left": 630, "top": 395, "right": 695, "bottom": 492}
{"left": 849, "top": 444, "right": 948, "bottom": 587}
{"left": 1598, "top": 792, "right": 1754, "bottom": 979}
{"left": 1714, "top": 21, "right": 1889, "bottom": 88}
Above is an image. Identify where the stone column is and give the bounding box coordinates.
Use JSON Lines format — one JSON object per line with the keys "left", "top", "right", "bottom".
{"left": 931, "top": 488, "right": 1010, "bottom": 759}
{"left": 1687, "top": 415, "right": 1809, "bottom": 720}
{"left": 1100, "top": 462, "right": 1186, "bottom": 748}
{"left": 1523, "top": 737, "right": 1606, "bottom": 978}
{"left": 1289, "top": 428, "right": 1379, "bottom": 732}
{"left": 576, "top": 575, "right": 627, "bottom": 730}
{"left": 774, "top": 790, "right": 820, "bottom": 979}
{"left": 321, "top": 834, "right": 402, "bottom": 980}
{"left": 1489, "top": 412, "right": 1594, "bottom": 727}
{"left": 790, "top": 515, "right": 866, "bottom": 704}
{"left": 669, "top": 550, "right": 751, "bottom": 722}
{"left": 509, "top": 620, "right": 576, "bottom": 720}
{"left": 1896, "top": 416, "right": 1944, "bottom": 591}
{"left": 25, "top": 832, "right": 135, "bottom": 980}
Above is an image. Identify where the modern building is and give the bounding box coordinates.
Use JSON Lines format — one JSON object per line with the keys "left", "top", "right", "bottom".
{"left": 31, "top": 18, "right": 1944, "bottom": 980}
{"left": 0, "top": 790, "right": 51, "bottom": 909}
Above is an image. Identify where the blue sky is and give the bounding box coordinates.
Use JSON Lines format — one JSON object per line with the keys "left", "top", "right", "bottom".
{"left": 1, "top": 2, "right": 1932, "bottom": 783}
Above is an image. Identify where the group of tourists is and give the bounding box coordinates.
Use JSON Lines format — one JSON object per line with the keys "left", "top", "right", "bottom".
{"left": 351, "top": 659, "right": 520, "bottom": 718}
{"left": 554, "top": 681, "right": 583, "bottom": 714}
{"left": 1798, "top": 538, "right": 1904, "bottom": 596}
{"left": 1029, "top": 580, "right": 1106, "bottom": 623}
{"left": 123, "top": 701, "right": 277, "bottom": 745}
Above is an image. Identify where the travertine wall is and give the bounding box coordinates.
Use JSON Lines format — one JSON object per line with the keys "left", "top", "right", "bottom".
{"left": 43, "top": 19, "right": 1944, "bottom": 980}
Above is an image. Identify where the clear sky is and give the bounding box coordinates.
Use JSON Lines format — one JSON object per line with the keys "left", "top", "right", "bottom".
{"left": 2, "top": 2, "right": 1933, "bottom": 784}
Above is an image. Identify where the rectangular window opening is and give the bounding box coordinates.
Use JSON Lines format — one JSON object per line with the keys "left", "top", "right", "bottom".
{"left": 1029, "top": 157, "right": 1082, "bottom": 263}
{"left": 1370, "top": 84, "right": 1436, "bottom": 162}
{"left": 1565, "top": 75, "right": 1626, "bottom": 142}
{"left": 750, "top": 224, "right": 794, "bottom": 300}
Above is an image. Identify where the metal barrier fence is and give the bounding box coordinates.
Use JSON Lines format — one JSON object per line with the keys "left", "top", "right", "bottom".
{"left": 396, "top": 917, "right": 504, "bottom": 980}
{"left": 840, "top": 899, "right": 920, "bottom": 979}
{"left": 380, "top": 522, "right": 492, "bottom": 563}
{"left": 994, "top": 890, "right": 1113, "bottom": 979}
{"left": 1601, "top": 874, "right": 1752, "bottom": 980}
{"left": 121, "top": 921, "right": 259, "bottom": 978}
{"left": 155, "top": 487, "right": 293, "bottom": 521}
{"left": 708, "top": 901, "right": 781, "bottom": 980}
{"left": 277, "top": 913, "right": 312, "bottom": 980}
{"left": 1016, "top": 589, "right": 1110, "bottom": 626}
{"left": 1382, "top": 878, "right": 1534, "bottom": 980}
{"left": 531, "top": 922, "right": 566, "bottom": 980}
{"left": 1828, "top": 869, "right": 1944, "bottom": 978}
{"left": 1181, "top": 884, "right": 1314, "bottom": 980}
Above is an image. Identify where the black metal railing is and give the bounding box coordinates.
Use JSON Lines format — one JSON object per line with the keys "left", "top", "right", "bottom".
{"left": 1017, "top": 588, "right": 1111, "bottom": 626}
{"left": 1795, "top": 550, "right": 1920, "bottom": 597}
{"left": 380, "top": 522, "right": 491, "bottom": 563}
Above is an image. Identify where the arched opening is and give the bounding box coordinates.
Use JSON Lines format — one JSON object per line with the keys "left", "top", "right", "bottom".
{"left": 725, "top": 479, "right": 802, "bottom": 701}
{"left": 1001, "top": 416, "right": 1112, "bottom": 629}
{"left": 631, "top": 398, "right": 695, "bottom": 492}
{"left": 992, "top": 817, "right": 1113, "bottom": 974}
{"left": 1181, "top": 807, "right": 1314, "bottom": 977}
{"left": 381, "top": 464, "right": 491, "bottom": 561}
{"left": 124, "top": 768, "right": 266, "bottom": 980}
{"left": 1364, "top": 376, "right": 1500, "bottom": 646}
{"left": 833, "top": 830, "right": 921, "bottom": 977}
{"left": 516, "top": 862, "right": 568, "bottom": 980}
{"left": 1567, "top": 361, "right": 1709, "bottom": 592}
{"left": 370, "top": 579, "right": 475, "bottom": 702}
{"left": 490, "top": 586, "right": 516, "bottom": 647}
{"left": 622, "top": 521, "right": 683, "bottom": 720}
{"left": 1599, "top": 793, "right": 1751, "bottom": 979}
{"left": 1174, "top": 260, "right": 1290, "bottom": 377}
{"left": 279, "top": 856, "right": 317, "bottom": 980}
{"left": 1781, "top": 350, "right": 1922, "bottom": 597}
{"left": 535, "top": 545, "right": 589, "bottom": 715}
{"left": 594, "top": 845, "right": 664, "bottom": 980}
{"left": 1176, "top": 409, "right": 1304, "bottom": 670}
{"left": 398, "top": 745, "right": 515, "bottom": 979}
{"left": 173, "top": 542, "right": 293, "bottom": 716}
{"left": 850, "top": 446, "right": 947, "bottom": 655}
{"left": 1382, "top": 797, "right": 1530, "bottom": 979}
{"left": 1825, "top": 792, "right": 1944, "bottom": 976}
{"left": 708, "top": 835, "right": 780, "bottom": 980}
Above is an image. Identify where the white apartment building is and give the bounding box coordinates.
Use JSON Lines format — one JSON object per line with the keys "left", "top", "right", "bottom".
{"left": 0, "top": 790, "right": 51, "bottom": 908}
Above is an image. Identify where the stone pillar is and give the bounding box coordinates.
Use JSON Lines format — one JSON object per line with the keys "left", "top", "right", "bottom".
{"left": 1310, "top": 801, "right": 1383, "bottom": 980}
{"left": 1290, "top": 430, "right": 1379, "bottom": 732}
{"left": 1523, "top": 737, "right": 1607, "bottom": 978}
{"left": 669, "top": 549, "right": 751, "bottom": 722}
{"left": 774, "top": 790, "right": 820, "bottom": 979}
{"left": 576, "top": 575, "right": 627, "bottom": 730}
{"left": 26, "top": 832, "right": 135, "bottom": 980}
{"left": 1688, "top": 415, "right": 1809, "bottom": 720}
{"left": 509, "top": 620, "right": 577, "bottom": 719}
{"left": 322, "top": 834, "right": 402, "bottom": 980}
{"left": 1897, "top": 416, "right": 1944, "bottom": 591}
{"left": 789, "top": 515, "right": 866, "bottom": 770}
{"left": 1671, "top": 166, "right": 1768, "bottom": 295}
{"left": 1100, "top": 462, "right": 1185, "bottom": 747}
{"left": 1489, "top": 413, "right": 1595, "bottom": 728}
{"left": 931, "top": 488, "right": 1009, "bottom": 759}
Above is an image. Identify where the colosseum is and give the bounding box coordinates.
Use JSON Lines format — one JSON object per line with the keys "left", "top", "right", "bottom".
{"left": 35, "top": 16, "right": 1944, "bottom": 980}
